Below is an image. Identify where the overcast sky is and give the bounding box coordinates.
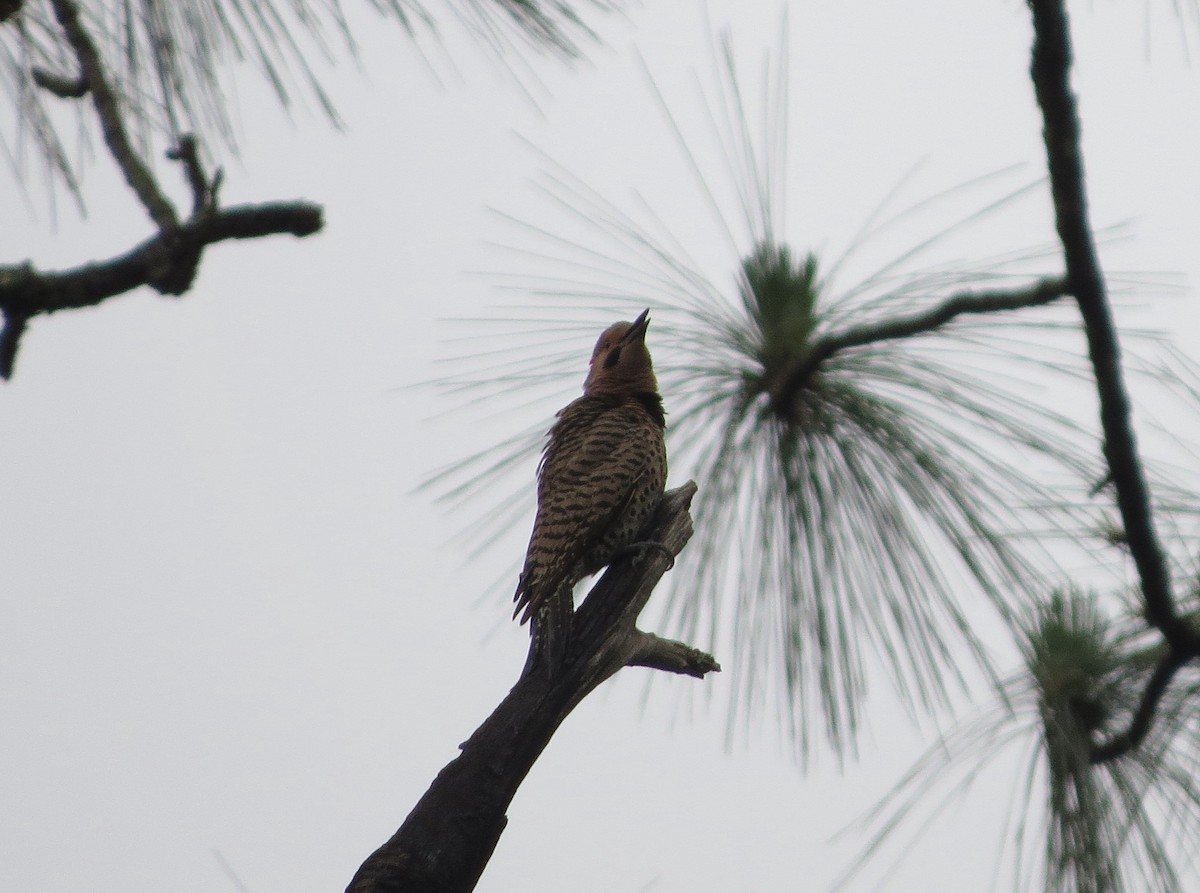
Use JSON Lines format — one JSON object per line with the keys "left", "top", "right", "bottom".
{"left": 3, "top": 1, "right": 1200, "bottom": 891}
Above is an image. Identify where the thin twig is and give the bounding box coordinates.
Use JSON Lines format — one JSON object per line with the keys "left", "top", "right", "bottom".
{"left": 166, "top": 135, "right": 211, "bottom": 216}
{"left": 47, "top": 0, "right": 178, "bottom": 232}
{"left": 31, "top": 66, "right": 88, "bottom": 98}
{"left": 0, "top": 310, "right": 29, "bottom": 380}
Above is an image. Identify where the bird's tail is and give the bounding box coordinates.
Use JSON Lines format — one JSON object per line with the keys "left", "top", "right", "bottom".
{"left": 524, "top": 583, "right": 573, "bottom": 677}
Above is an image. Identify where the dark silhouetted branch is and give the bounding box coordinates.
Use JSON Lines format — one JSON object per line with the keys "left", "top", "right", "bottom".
{"left": 5, "top": 10, "right": 325, "bottom": 380}
{"left": 48, "top": 0, "right": 178, "bottom": 231}
{"left": 346, "top": 483, "right": 717, "bottom": 893}
{"left": 1, "top": 201, "right": 323, "bottom": 309}
{"left": 31, "top": 65, "right": 88, "bottom": 98}
{"left": 769, "top": 276, "right": 1070, "bottom": 413}
{"left": 0, "top": 201, "right": 323, "bottom": 378}
{"left": 167, "top": 135, "right": 221, "bottom": 216}
{"left": 1090, "top": 647, "right": 1191, "bottom": 765}
{"left": 1027, "top": 0, "right": 1194, "bottom": 654}
{"left": 0, "top": 309, "right": 29, "bottom": 379}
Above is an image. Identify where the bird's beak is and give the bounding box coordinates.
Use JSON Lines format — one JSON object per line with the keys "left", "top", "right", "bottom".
{"left": 623, "top": 308, "right": 651, "bottom": 344}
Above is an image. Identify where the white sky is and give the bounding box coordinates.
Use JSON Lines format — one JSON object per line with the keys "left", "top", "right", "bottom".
{"left": 3, "top": 1, "right": 1200, "bottom": 891}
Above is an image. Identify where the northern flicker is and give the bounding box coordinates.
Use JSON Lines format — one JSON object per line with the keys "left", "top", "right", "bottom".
{"left": 514, "top": 308, "right": 668, "bottom": 674}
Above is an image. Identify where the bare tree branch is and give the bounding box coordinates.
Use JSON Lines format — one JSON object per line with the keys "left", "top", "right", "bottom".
{"left": 1027, "top": 0, "right": 1195, "bottom": 654}
{"left": 166, "top": 135, "right": 220, "bottom": 216}
{"left": 47, "top": 0, "right": 178, "bottom": 231}
{"left": 0, "top": 309, "right": 29, "bottom": 379}
{"left": 30, "top": 65, "right": 88, "bottom": 98}
{"left": 1, "top": 201, "right": 323, "bottom": 310}
{"left": 628, "top": 631, "right": 720, "bottom": 677}
{"left": 5, "top": 11, "right": 325, "bottom": 379}
{"left": 346, "top": 483, "right": 718, "bottom": 893}
{"left": 0, "top": 200, "right": 323, "bottom": 378}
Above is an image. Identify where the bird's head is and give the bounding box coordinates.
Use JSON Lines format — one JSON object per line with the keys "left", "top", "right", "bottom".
{"left": 584, "top": 308, "right": 658, "bottom": 396}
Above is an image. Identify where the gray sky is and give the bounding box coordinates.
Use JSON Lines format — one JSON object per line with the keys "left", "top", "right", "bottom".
{"left": 3, "top": 1, "right": 1200, "bottom": 890}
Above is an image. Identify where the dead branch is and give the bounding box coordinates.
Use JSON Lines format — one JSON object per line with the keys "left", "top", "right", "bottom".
{"left": 47, "top": 0, "right": 178, "bottom": 231}
{"left": 0, "top": 201, "right": 323, "bottom": 378}
{"left": 346, "top": 483, "right": 718, "bottom": 893}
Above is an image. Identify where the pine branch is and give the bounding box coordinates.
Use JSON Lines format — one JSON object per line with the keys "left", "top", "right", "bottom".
{"left": 1090, "top": 647, "right": 1190, "bottom": 764}
{"left": 345, "top": 483, "right": 718, "bottom": 893}
{"left": 1026, "top": 0, "right": 1193, "bottom": 651}
{"left": 768, "top": 276, "right": 1069, "bottom": 412}
{"left": 1026, "top": 0, "right": 1200, "bottom": 768}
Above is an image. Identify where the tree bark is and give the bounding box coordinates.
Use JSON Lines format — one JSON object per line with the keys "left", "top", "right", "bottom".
{"left": 347, "top": 482, "right": 718, "bottom": 893}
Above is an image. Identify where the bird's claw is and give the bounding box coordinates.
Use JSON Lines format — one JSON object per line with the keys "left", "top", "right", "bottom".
{"left": 614, "top": 540, "right": 675, "bottom": 570}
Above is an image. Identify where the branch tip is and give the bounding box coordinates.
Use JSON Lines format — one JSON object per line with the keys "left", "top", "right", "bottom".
{"left": 167, "top": 134, "right": 213, "bottom": 215}
{"left": 31, "top": 66, "right": 88, "bottom": 98}
{"left": 628, "top": 632, "right": 720, "bottom": 678}
{"left": 0, "top": 311, "right": 29, "bottom": 379}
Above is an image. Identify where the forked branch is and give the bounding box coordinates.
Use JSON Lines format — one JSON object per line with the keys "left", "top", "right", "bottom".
{"left": 3, "top": 3, "right": 325, "bottom": 379}
{"left": 1028, "top": 0, "right": 1185, "bottom": 647}
{"left": 0, "top": 200, "right": 323, "bottom": 377}
{"left": 1025, "top": 0, "right": 1200, "bottom": 761}
{"left": 346, "top": 483, "right": 718, "bottom": 893}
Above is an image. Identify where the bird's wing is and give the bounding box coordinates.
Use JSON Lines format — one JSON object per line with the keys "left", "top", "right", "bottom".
{"left": 513, "top": 401, "right": 657, "bottom": 623}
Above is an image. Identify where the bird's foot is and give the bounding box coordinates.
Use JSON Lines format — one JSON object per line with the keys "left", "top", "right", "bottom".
{"left": 613, "top": 540, "right": 675, "bottom": 570}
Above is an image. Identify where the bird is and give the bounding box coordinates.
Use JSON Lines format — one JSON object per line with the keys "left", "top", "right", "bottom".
{"left": 513, "top": 308, "right": 668, "bottom": 675}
